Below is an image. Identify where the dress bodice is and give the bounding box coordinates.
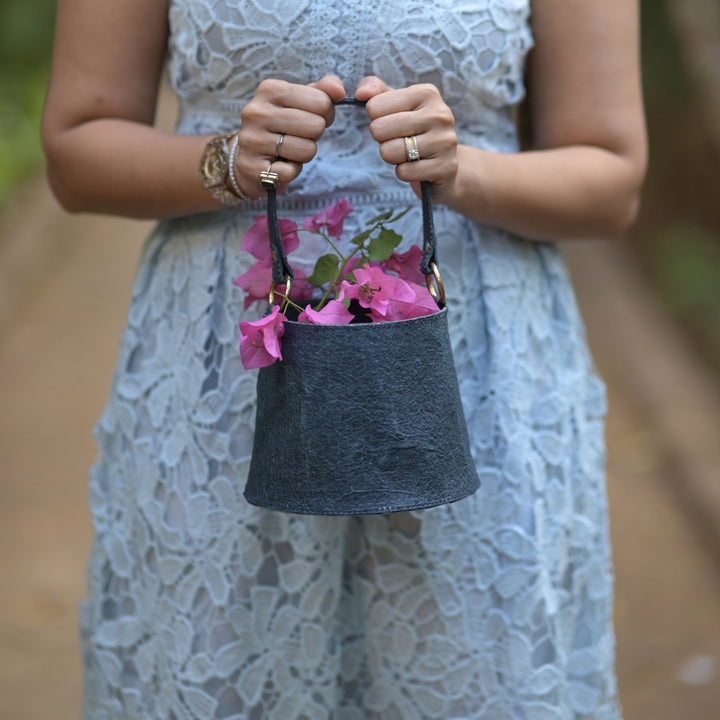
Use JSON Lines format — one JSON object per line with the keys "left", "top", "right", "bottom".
{"left": 167, "top": 0, "right": 533, "bottom": 200}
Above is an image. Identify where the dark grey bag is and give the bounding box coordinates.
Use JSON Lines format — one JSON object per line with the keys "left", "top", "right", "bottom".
{"left": 244, "top": 105, "right": 479, "bottom": 514}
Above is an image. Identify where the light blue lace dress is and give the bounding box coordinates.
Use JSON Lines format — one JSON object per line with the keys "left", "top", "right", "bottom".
{"left": 81, "top": 1, "right": 622, "bottom": 718}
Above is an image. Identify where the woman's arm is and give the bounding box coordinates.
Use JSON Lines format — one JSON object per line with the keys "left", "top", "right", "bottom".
{"left": 358, "top": 0, "right": 647, "bottom": 241}
{"left": 42, "top": 0, "right": 344, "bottom": 219}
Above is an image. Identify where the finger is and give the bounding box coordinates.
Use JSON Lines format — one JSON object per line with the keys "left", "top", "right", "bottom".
{"left": 269, "top": 133, "right": 318, "bottom": 165}
{"left": 242, "top": 103, "right": 329, "bottom": 143}
{"left": 371, "top": 101, "right": 456, "bottom": 145}
{"left": 379, "top": 126, "right": 457, "bottom": 165}
{"left": 259, "top": 78, "right": 336, "bottom": 116}
{"left": 310, "top": 74, "right": 347, "bottom": 104}
{"left": 244, "top": 80, "right": 336, "bottom": 138}
{"left": 370, "top": 110, "right": 428, "bottom": 143}
{"left": 378, "top": 135, "right": 427, "bottom": 166}
{"left": 354, "top": 75, "right": 393, "bottom": 103}
{"left": 266, "top": 159, "right": 304, "bottom": 192}
{"left": 241, "top": 157, "right": 304, "bottom": 196}
{"left": 395, "top": 154, "right": 458, "bottom": 187}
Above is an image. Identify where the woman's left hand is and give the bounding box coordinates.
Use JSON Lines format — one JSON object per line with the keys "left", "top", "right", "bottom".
{"left": 355, "top": 76, "right": 458, "bottom": 204}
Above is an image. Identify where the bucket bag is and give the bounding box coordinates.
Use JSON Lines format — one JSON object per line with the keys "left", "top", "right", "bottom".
{"left": 244, "top": 101, "right": 479, "bottom": 515}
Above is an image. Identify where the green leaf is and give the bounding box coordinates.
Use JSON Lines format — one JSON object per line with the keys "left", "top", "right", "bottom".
{"left": 305, "top": 253, "right": 340, "bottom": 286}
{"left": 366, "top": 209, "right": 393, "bottom": 224}
{"left": 388, "top": 206, "right": 411, "bottom": 223}
{"left": 367, "top": 228, "right": 402, "bottom": 261}
{"left": 350, "top": 228, "right": 372, "bottom": 247}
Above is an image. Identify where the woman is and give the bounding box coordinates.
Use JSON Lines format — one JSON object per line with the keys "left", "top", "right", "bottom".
{"left": 43, "top": 1, "right": 646, "bottom": 718}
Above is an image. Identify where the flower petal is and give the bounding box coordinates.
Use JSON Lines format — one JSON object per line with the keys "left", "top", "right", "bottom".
{"left": 382, "top": 245, "right": 426, "bottom": 285}
{"left": 238, "top": 306, "right": 286, "bottom": 368}
{"left": 298, "top": 300, "right": 354, "bottom": 325}
{"left": 242, "top": 216, "right": 299, "bottom": 263}
{"left": 233, "top": 262, "right": 273, "bottom": 309}
{"left": 302, "top": 198, "right": 354, "bottom": 238}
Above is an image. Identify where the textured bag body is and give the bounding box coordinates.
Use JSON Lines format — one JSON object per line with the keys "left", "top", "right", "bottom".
{"left": 244, "top": 306, "right": 479, "bottom": 514}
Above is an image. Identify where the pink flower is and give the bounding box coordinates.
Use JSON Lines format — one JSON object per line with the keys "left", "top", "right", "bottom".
{"left": 381, "top": 245, "right": 427, "bottom": 285}
{"left": 339, "top": 265, "right": 437, "bottom": 322}
{"left": 302, "top": 198, "right": 354, "bottom": 239}
{"left": 242, "top": 215, "right": 299, "bottom": 264}
{"left": 338, "top": 266, "right": 414, "bottom": 319}
{"left": 234, "top": 262, "right": 313, "bottom": 309}
{"left": 298, "top": 300, "right": 354, "bottom": 325}
{"left": 234, "top": 261, "right": 273, "bottom": 309}
{"left": 404, "top": 282, "right": 439, "bottom": 318}
{"left": 337, "top": 254, "right": 365, "bottom": 283}
{"left": 238, "top": 305, "right": 286, "bottom": 369}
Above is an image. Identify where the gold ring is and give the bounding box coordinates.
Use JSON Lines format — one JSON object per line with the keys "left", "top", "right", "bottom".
{"left": 259, "top": 161, "right": 280, "bottom": 190}
{"left": 403, "top": 135, "right": 420, "bottom": 162}
{"left": 274, "top": 133, "right": 285, "bottom": 160}
{"left": 425, "top": 261, "right": 445, "bottom": 306}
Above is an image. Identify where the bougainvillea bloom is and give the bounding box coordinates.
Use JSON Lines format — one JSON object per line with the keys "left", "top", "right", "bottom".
{"left": 238, "top": 305, "right": 287, "bottom": 369}
{"left": 236, "top": 198, "right": 440, "bottom": 364}
{"left": 233, "top": 262, "right": 274, "bottom": 309}
{"left": 234, "top": 262, "right": 313, "bottom": 309}
{"left": 382, "top": 245, "right": 427, "bottom": 285}
{"left": 302, "top": 198, "right": 354, "bottom": 239}
{"left": 338, "top": 266, "right": 436, "bottom": 322}
{"left": 242, "top": 215, "right": 300, "bottom": 263}
{"left": 298, "top": 300, "right": 354, "bottom": 325}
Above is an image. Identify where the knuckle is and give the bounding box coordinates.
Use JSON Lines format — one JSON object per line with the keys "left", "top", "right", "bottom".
{"left": 256, "top": 78, "right": 287, "bottom": 97}
{"left": 395, "top": 164, "right": 412, "bottom": 183}
{"left": 301, "top": 142, "right": 318, "bottom": 162}
{"left": 378, "top": 142, "right": 394, "bottom": 163}
{"left": 430, "top": 106, "right": 455, "bottom": 130}
{"left": 240, "top": 99, "right": 266, "bottom": 125}
{"left": 417, "top": 83, "right": 440, "bottom": 103}
{"left": 306, "top": 115, "right": 327, "bottom": 139}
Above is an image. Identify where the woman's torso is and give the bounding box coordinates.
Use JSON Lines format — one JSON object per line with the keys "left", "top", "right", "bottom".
{"left": 167, "top": 0, "right": 533, "bottom": 204}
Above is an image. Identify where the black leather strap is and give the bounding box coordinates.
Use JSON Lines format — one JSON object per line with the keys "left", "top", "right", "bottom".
{"left": 267, "top": 97, "right": 438, "bottom": 287}
{"left": 267, "top": 187, "right": 295, "bottom": 283}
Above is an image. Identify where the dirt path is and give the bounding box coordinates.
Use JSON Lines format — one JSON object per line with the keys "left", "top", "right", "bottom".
{"left": 1, "top": 180, "right": 719, "bottom": 719}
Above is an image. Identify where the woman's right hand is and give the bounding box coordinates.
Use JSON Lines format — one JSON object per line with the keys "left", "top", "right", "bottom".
{"left": 235, "top": 75, "right": 346, "bottom": 197}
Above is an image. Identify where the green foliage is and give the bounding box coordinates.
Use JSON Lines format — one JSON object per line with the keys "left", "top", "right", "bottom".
{"left": 650, "top": 225, "right": 720, "bottom": 370}
{"left": 640, "top": 1, "right": 691, "bottom": 101}
{"left": 0, "top": 70, "right": 48, "bottom": 200}
{"left": 306, "top": 254, "right": 340, "bottom": 286}
{"left": 0, "top": 0, "right": 56, "bottom": 67}
{"left": 0, "top": 0, "right": 56, "bottom": 207}
{"left": 367, "top": 228, "right": 402, "bottom": 261}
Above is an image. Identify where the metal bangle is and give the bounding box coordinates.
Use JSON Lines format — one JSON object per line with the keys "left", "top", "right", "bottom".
{"left": 227, "top": 133, "right": 257, "bottom": 202}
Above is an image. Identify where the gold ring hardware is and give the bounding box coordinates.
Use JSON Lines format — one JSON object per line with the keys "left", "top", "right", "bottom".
{"left": 425, "top": 261, "right": 445, "bottom": 307}
{"left": 268, "top": 276, "right": 293, "bottom": 311}
{"left": 259, "top": 162, "right": 280, "bottom": 190}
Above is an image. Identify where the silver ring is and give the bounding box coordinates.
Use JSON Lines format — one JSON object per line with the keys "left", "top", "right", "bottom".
{"left": 275, "top": 133, "right": 285, "bottom": 160}
{"left": 403, "top": 135, "right": 420, "bottom": 162}
{"left": 259, "top": 161, "right": 280, "bottom": 190}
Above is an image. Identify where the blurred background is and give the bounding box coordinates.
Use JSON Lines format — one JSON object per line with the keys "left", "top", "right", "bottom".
{"left": 1, "top": 1, "right": 719, "bottom": 718}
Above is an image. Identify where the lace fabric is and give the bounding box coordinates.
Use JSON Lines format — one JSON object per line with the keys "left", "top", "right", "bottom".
{"left": 82, "top": 1, "right": 622, "bottom": 718}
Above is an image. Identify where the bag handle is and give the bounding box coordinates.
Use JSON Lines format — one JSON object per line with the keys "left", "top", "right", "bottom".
{"left": 266, "top": 97, "right": 444, "bottom": 306}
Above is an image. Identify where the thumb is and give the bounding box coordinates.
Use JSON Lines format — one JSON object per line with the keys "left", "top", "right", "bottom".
{"left": 311, "top": 74, "right": 347, "bottom": 103}
{"left": 354, "top": 76, "right": 392, "bottom": 102}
